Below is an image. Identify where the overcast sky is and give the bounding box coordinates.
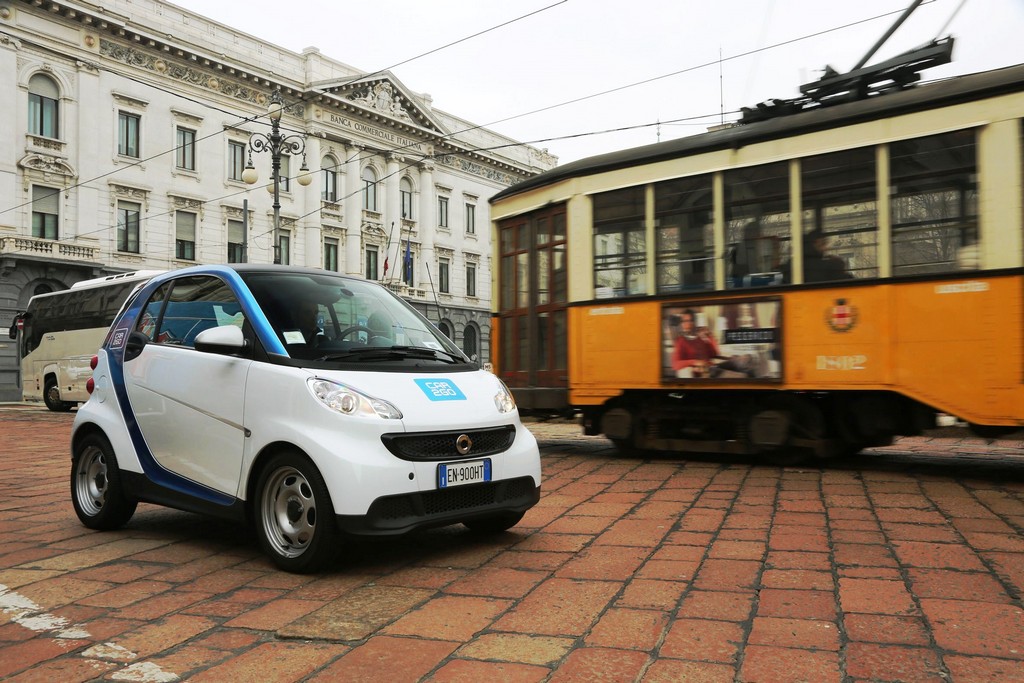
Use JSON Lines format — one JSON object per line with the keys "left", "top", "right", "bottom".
{"left": 168, "top": 0, "right": 1023, "bottom": 165}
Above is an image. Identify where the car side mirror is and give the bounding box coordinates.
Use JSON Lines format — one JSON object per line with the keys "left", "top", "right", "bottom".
{"left": 124, "top": 330, "right": 149, "bottom": 362}
{"left": 194, "top": 325, "right": 248, "bottom": 355}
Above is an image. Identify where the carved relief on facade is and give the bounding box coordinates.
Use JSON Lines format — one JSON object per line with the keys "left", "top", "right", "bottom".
{"left": 169, "top": 193, "right": 204, "bottom": 219}
{"left": 100, "top": 39, "right": 303, "bottom": 116}
{"left": 350, "top": 81, "right": 412, "bottom": 120}
{"left": 109, "top": 183, "right": 150, "bottom": 209}
{"left": 18, "top": 154, "right": 76, "bottom": 181}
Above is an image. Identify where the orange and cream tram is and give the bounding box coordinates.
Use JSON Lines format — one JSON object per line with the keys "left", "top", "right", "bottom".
{"left": 489, "top": 59, "right": 1024, "bottom": 463}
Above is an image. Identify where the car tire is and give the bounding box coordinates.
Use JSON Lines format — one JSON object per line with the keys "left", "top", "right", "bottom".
{"left": 44, "top": 377, "right": 73, "bottom": 412}
{"left": 463, "top": 510, "right": 525, "bottom": 533}
{"left": 71, "top": 433, "right": 138, "bottom": 530}
{"left": 255, "top": 451, "right": 338, "bottom": 573}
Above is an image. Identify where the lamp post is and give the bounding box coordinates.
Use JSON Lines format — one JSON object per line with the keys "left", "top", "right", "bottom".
{"left": 241, "top": 89, "right": 313, "bottom": 264}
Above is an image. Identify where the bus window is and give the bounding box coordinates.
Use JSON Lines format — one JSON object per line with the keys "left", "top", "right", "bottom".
{"left": 801, "top": 146, "right": 878, "bottom": 280}
{"left": 725, "top": 161, "right": 790, "bottom": 289}
{"left": 655, "top": 175, "right": 714, "bottom": 293}
{"left": 890, "top": 130, "right": 977, "bottom": 276}
{"left": 593, "top": 187, "right": 646, "bottom": 298}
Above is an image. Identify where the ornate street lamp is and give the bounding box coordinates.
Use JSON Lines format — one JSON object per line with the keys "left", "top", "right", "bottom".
{"left": 242, "top": 89, "right": 313, "bottom": 264}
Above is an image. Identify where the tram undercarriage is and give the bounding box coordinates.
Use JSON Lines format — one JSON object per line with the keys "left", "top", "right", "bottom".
{"left": 581, "top": 390, "right": 936, "bottom": 464}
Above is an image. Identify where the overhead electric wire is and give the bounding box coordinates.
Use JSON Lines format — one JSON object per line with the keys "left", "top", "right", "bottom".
{"left": 1, "top": 2, "right": 951, "bottom": 263}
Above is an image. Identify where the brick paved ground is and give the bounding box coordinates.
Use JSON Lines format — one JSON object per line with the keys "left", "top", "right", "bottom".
{"left": 1, "top": 405, "right": 1023, "bottom": 682}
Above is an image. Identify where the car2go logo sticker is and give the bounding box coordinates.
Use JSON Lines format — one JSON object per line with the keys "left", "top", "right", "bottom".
{"left": 414, "top": 378, "right": 466, "bottom": 401}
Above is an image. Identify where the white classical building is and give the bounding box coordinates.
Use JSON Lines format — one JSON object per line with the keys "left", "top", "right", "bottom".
{"left": 0, "top": 0, "right": 556, "bottom": 400}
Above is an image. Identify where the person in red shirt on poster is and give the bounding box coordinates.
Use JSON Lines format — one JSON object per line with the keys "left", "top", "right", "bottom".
{"left": 671, "top": 308, "right": 720, "bottom": 376}
{"left": 671, "top": 308, "right": 755, "bottom": 378}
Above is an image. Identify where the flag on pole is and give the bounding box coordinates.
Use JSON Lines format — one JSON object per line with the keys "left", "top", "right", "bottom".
{"left": 382, "top": 255, "right": 389, "bottom": 279}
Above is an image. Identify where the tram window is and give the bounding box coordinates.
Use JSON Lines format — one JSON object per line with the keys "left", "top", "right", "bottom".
{"left": 655, "top": 175, "right": 714, "bottom": 293}
{"left": 725, "top": 162, "right": 790, "bottom": 288}
{"left": 890, "top": 130, "right": 977, "bottom": 276}
{"left": 800, "top": 147, "right": 878, "bottom": 281}
{"left": 593, "top": 187, "right": 646, "bottom": 298}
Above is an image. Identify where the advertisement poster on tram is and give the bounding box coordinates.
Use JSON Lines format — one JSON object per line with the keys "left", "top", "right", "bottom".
{"left": 662, "top": 300, "right": 782, "bottom": 381}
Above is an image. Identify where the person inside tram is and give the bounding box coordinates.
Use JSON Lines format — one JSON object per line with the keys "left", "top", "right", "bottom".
{"left": 804, "top": 228, "right": 854, "bottom": 282}
{"left": 782, "top": 228, "right": 853, "bottom": 283}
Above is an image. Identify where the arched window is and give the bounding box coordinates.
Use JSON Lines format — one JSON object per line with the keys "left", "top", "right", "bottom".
{"left": 28, "top": 74, "right": 59, "bottom": 138}
{"left": 362, "top": 166, "right": 377, "bottom": 211}
{"left": 322, "top": 157, "right": 338, "bottom": 202}
{"left": 463, "top": 324, "right": 478, "bottom": 361}
{"left": 400, "top": 177, "right": 413, "bottom": 219}
{"left": 438, "top": 320, "right": 452, "bottom": 339}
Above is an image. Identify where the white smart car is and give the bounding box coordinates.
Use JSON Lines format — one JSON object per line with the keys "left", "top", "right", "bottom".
{"left": 71, "top": 265, "right": 541, "bottom": 572}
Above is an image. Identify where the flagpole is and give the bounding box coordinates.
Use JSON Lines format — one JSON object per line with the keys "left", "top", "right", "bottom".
{"left": 382, "top": 221, "right": 397, "bottom": 282}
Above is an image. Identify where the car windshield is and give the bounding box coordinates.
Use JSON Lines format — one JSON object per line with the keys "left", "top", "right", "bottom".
{"left": 241, "top": 271, "right": 467, "bottom": 365}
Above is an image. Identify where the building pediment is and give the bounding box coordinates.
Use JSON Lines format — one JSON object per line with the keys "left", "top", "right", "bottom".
{"left": 312, "top": 72, "right": 446, "bottom": 135}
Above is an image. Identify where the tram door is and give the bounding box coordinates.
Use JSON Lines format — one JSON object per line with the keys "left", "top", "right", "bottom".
{"left": 497, "top": 205, "right": 568, "bottom": 410}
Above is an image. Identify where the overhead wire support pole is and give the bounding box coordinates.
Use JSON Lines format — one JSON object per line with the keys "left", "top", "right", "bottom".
{"left": 853, "top": 0, "right": 925, "bottom": 70}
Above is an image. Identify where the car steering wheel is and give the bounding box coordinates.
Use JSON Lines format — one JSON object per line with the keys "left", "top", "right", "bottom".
{"left": 338, "top": 325, "right": 375, "bottom": 340}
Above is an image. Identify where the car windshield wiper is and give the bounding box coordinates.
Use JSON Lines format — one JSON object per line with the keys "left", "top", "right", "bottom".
{"left": 317, "top": 345, "right": 463, "bottom": 364}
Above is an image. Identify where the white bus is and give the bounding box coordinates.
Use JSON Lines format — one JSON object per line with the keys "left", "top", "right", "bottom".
{"left": 12, "top": 271, "right": 162, "bottom": 411}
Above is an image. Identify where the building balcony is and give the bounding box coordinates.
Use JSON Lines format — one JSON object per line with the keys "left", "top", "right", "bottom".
{"left": 0, "top": 236, "right": 98, "bottom": 262}
{"left": 26, "top": 134, "right": 68, "bottom": 158}
{"left": 383, "top": 281, "right": 428, "bottom": 300}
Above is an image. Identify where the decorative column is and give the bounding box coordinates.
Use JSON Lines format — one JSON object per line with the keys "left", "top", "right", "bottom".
{"left": 418, "top": 160, "right": 436, "bottom": 283}
{"left": 302, "top": 134, "right": 322, "bottom": 268}
{"left": 385, "top": 153, "right": 402, "bottom": 280}
{"left": 344, "top": 142, "right": 362, "bottom": 276}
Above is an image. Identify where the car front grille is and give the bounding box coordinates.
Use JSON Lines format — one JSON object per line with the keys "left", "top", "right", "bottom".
{"left": 381, "top": 425, "right": 516, "bottom": 462}
{"left": 370, "top": 476, "right": 538, "bottom": 521}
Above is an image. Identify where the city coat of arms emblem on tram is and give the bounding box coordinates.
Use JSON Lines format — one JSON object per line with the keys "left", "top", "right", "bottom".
{"left": 826, "top": 299, "right": 858, "bottom": 332}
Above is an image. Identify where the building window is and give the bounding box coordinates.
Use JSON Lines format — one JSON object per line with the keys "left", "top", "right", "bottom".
{"left": 466, "top": 262, "right": 477, "bottom": 297}
{"left": 463, "top": 324, "right": 478, "bottom": 362}
{"left": 438, "top": 258, "right": 450, "bottom": 293}
{"left": 228, "top": 141, "right": 246, "bottom": 181}
{"left": 362, "top": 166, "right": 377, "bottom": 211}
{"left": 175, "top": 211, "right": 196, "bottom": 260}
{"left": 117, "top": 201, "right": 141, "bottom": 253}
{"left": 438, "top": 196, "right": 449, "bottom": 228}
{"left": 324, "top": 238, "right": 339, "bottom": 271}
{"left": 400, "top": 177, "right": 413, "bottom": 219}
{"left": 31, "top": 185, "right": 59, "bottom": 240}
{"left": 227, "top": 219, "right": 244, "bottom": 263}
{"left": 465, "top": 202, "right": 476, "bottom": 234}
{"left": 279, "top": 230, "right": 291, "bottom": 265}
{"left": 438, "top": 321, "right": 452, "bottom": 339}
{"left": 28, "top": 74, "right": 59, "bottom": 139}
{"left": 118, "top": 112, "right": 140, "bottom": 158}
{"left": 322, "top": 162, "right": 338, "bottom": 202}
{"left": 176, "top": 127, "right": 196, "bottom": 170}
{"left": 366, "top": 247, "right": 379, "bottom": 280}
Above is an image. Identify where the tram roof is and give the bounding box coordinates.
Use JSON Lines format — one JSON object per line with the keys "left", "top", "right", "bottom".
{"left": 491, "top": 62, "right": 1024, "bottom": 204}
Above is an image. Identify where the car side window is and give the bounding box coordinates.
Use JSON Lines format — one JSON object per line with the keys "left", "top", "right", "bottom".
{"left": 137, "top": 283, "right": 171, "bottom": 341}
{"left": 147, "top": 276, "right": 245, "bottom": 348}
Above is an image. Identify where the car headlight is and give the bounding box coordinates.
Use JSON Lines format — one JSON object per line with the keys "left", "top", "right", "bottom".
{"left": 494, "top": 378, "right": 517, "bottom": 414}
{"left": 307, "top": 378, "right": 403, "bottom": 419}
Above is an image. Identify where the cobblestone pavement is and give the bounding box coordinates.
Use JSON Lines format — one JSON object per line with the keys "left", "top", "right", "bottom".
{"left": 1, "top": 404, "right": 1023, "bottom": 682}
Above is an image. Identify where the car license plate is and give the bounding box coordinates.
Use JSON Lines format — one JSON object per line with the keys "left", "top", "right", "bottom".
{"left": 438, "top": 459, "right": 491, "bottom": 488}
